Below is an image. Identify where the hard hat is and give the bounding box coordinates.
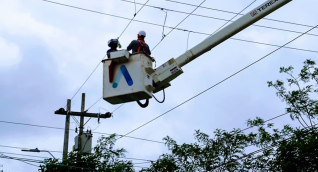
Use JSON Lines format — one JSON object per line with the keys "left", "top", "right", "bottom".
{"left": 138, "top": 30, "right": 146, "bottom": 37}
{"left": 108, "top": 39, "right": 118, "bottom": 47}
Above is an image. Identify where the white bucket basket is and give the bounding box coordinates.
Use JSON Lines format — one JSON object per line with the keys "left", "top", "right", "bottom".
{"left": 102, "top": 50, "right": 155, "bottom": 105}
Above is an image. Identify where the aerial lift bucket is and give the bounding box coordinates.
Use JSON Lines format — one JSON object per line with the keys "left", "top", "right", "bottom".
{"left": 102, "top": 50, "right": 156, "bottom": 105}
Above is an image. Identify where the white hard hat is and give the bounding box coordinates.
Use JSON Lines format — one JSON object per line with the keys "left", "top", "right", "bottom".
{"left": 138, "top": 30, "right": 146, "bottom": 37}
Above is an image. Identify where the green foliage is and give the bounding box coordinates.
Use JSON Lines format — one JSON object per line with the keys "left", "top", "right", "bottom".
{"left": 40, "top": 134, "right": 134, "bottom": 172}
{"left": 143, "top": 59, "right": 318, "bottom": 172}
{"left": 41, "top": 59, "right": 318, "bottom": 171}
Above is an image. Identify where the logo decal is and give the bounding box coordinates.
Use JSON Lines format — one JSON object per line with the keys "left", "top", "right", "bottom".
{"left": 250, "top": 10, "right": 258, "bottom": 17}
{"left": 112, "top": 65, "right": 133, "bottom": 88}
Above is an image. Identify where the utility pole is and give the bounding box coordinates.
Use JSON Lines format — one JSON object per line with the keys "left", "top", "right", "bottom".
{"left": 78, "top": 93, "right": 85, "bottom": 154}
{"left": 55, "top": 93, "right": 112, "bottom": 155}
{"left": 62, "top": 99, "right": 71, "bottom": 161}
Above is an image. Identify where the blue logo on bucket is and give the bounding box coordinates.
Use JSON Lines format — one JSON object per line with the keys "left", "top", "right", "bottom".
{"left": 112, "top": 65, "right": 133, "bottom": 88}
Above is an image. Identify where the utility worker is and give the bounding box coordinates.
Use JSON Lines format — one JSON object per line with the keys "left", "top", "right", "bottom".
{"left": 127, "top": 31, "right": 151, "bottom": 56}
{"left": 107, "top": 39, "right": 121, "bottom": 58}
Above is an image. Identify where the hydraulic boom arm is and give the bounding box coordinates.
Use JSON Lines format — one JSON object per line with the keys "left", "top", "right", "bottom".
{"left": 152, "top": 0, "right": 292, "bottom": 92}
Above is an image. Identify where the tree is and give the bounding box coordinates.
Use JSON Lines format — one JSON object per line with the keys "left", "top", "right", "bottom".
{"left": 141, "top": 59, "right": 318, "bottom": 172}
{"left": 41, "top": 59, "right": 318, "bottom": 171}
{"left": 40, "top": 134, "right": 135, "bottom": 172}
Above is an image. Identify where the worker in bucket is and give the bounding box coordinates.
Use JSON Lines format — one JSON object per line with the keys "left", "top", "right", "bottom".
{"left": 127, "top": 30, "right": 151, "bottom": 56}
{"left": 107, "top": 39, "right": 121, "bottom": 58}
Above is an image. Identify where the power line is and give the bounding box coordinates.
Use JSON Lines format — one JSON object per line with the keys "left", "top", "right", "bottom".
{"left": 116, "top": 23, "right": 318, "bottom": 140}
{"left": 0, "top": 120, "right": 164, "bottom": 144}
{"left": 212, "top": 124, "right": 318, "bottom": 170}
{"left": 42, "top": 1, "right": 318, "bottom": 54}
{"left": 0, "top": 145, "right": 154, "bottom": 163}
{"left": 0, "top": 151, "right": 50, "bottom": 159}
{"left": 118, "top": 0, "right": 150, "bottom": 39}
{"left": 209, "top": 0, "right": 257, "bottom": 37}
{"left": 0, "top": 112, "right": 288, "bottom": 147}
{"left": 119, "top": 0, "right": 318, "bottom": 37}
{"left": 163, "top": 0, "right": 317, "bottom": 29}
{"left": 118, "top": 0, "right": 318, "bottom": 37}
{"left": 0, "top": 151, "right": 152, "bottom": 167}
{"left": 151, "top": 0, "right": 207, "bottom": 51}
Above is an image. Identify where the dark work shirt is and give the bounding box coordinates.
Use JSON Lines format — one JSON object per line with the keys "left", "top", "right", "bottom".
{"left": 107, "top": 49, "right": 117, "bottom": 58}
{"left": 127, "top": 40, "right": 151, "bottom": 55}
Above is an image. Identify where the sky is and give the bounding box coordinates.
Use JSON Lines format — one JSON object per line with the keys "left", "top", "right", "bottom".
{"left": 0, "top": 0, "right": 318, "bottom": 171}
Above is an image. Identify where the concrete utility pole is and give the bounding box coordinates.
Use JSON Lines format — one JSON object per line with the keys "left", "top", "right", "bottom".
{"left": 55, "top": 93, "right": 112, "bottom": 155}
{"left": 63, "top": 99, "right": 71, "bottom": 161}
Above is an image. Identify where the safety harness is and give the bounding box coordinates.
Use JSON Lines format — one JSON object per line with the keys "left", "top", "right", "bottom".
{"left": 137, "top": 39, "right": 147, "bottom": 53}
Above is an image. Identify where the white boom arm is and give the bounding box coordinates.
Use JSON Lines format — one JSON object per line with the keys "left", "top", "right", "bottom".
{"left": 175, "top": 0, "right": 291, "bottom": 68}
{"left": 152, "top": 0, "right": 292, "bottom": 92}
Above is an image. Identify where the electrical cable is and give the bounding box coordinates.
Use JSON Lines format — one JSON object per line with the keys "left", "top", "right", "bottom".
{"left": 137, "top": 99, "right": 149, "bottom": 108}
{"left": 0, "top": 145, "right": 155, "bottom": 162}
{"left": 63, "top": 53, "right": 107, "bottom": 109}
{"left": 161, "top": 9, "right": 168, "bottom": 39}
{"left": 133, "top": 0, "right": 137, "bottom": 14}
{"left": 86, "top": 97, "right": 103, "bottom": 112}
{"left": 0, "top": 152, "right": 50, "bottom": 159}
{"left": 112, "top": 104, "right": 125, "bottom": 113}
{"left": 0, "top": 112, "right": 290, "bottom": 146}
{"left": 0, "top": 120, "right": 164, "bottom": 144}
{"left": 1, "top": 151, "right": 151, "bottom": 168}
{"left": 209, "top": 0, "right": 257, "bottom": 37}
{"left": 186, "top": 31, "right": 191, "bottom": 51}
{"left": 118, "top": 0, "right": 318, "bottom": 37}
{"left": 118, "top": 0, "right": 150, "bottom": 39}
{"left": 152, "top": 88, "right": 165, "bottom": 103}
{"left": 42, "top": 0, "right": 318, "bottom": 54}
{"left": 20, "top": 160, "right": 39, "bottom": 167}
{"left": 151, "top": 0, "right": 207, "bottom": 51}
{"left": 1, "top": 152, "right": 148, "bottom": 169}
{"left": 116, "top": 24, "right": 318, "bottom": 140}
{"left": 42, "top": 0, "right": 146, "bottom": 117}
{"left": 163, "top": 0, "right": 317, "bottom": 29}
{"left": 212, "top": 124, "right": 318, "bottom": 170}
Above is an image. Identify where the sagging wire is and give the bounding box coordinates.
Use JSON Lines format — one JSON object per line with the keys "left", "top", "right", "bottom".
{"left": 161, "top": 8, "right": 168, "bottom": 40}
{"left": 152, "top": 88, "right": 165, "bottom": 103}
{"left": 116, "top": 23, "right": 318, "bottom": 141}
{"left": 133, "top": 0, "right": 137, "bottom": 14}
{"left": 112, "top": 104, "right": 125, "bottom": 113}
{"left": 207, "top": 0, "right": 257, "bottom": 39}
{"left": 186, "top": 31, "right": 191, "bottom": 52}
{"left": 137, "top": 99, "right": 149, "bottom": 108}
{"left": 151, "top": 0, "right": 207, "bottom": 51}
{"left": 118, "top": 0, "right": 150, "bottom": 39}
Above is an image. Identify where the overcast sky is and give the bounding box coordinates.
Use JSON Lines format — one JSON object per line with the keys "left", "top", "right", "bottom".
{"left": 1, "top": 0, "right": 318, "bottom": 171}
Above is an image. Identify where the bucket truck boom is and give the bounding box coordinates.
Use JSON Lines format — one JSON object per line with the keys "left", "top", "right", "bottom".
{"left": 102, "top": 0, "right": 292, "bottom": 107}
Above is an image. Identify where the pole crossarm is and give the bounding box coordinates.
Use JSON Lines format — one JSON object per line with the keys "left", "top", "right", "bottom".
{"left": 54, "top": 108, "right": 112, "bottom": 119}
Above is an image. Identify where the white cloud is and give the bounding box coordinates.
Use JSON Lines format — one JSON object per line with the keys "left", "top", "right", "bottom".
{"left": 0, "top": 37, "right": 21, "bottom": 67}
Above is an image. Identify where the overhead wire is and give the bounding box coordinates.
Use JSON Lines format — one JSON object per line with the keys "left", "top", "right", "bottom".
{"left": 151, "top": 0, "right": 207, "bottom": 51}
{"left": 0, "top": 145, "right": 155, "bottom": 163}
{"left": 41, "top": 1, "right": 318, "bottom": 54}
{"left": 209, "top": 0, "right": 257, "bottom": 37}
{"left": 0, "top": 113, "right": 289, "bottom": 146}
{"left": 118, "top": 0, "right": 150, "bottom": 39}
{"left": 116, "top": 23, "right": 318, "bottom": 140}
{"left": 42, "top": 0, "right": 149, "bottom": 118}
{"left": 163, "top": 0, "right": 318, "bottom": 28}
{"left": 186, "top": 31, "right": 191, "bottom": 51}
{"left": 118, "top": 0, "right": 318, "bottom": 37}
{"left": 0, "top": 120, "right": 164, "bottom": 144}
{"left": 212, "top": 124, "right": 318, "bottom": 170}
{"left": 0, "top": 151, "right": 151, "bottom": 168}
{"left": 161, "top": 9, "right": 168, "bottom": 39}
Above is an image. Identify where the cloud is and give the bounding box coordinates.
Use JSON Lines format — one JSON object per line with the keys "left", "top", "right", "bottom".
{"left": 0, "top": 37, "right": 21, "bottom": 67}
